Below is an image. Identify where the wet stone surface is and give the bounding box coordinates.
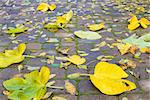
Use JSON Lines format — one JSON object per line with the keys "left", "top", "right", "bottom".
{"left": 0, "top": 0, "right": 149, "bottom": 100}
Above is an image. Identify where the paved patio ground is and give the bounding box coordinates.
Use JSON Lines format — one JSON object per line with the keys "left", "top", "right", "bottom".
{"left": 0, "top": 0, "right": 149, "bottom": 100}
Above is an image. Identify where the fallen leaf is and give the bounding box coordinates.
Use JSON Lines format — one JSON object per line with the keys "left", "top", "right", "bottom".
{"left": 67, "top": 73, "right": 81, "bottom": 79}
{"left": 65, "top": 80, "right": 76, "bottom": 95}
{"left": 122, "top": 34, "right": 150, "bottom": 48}
{"left": 6, "top": 26, "right": 28, "bottom": 36}
{"left": 139, "top": 18, "right": 150, "bottom": 28}
{"left": 37, "top": 3, "right": 49, "bottom": 12}
{"left": 56, "top": 10, "right": 73, "bottom": 28}
{"left": 116, "top": 43, "right": 132, "bottom": 55}
{"left": 42, "top": 92, "right": 53, "bottom": 99}
{"left": 119, "top": 59, "right": 136, "bottom": 70}
{"left": 77, "top": 65, "right": 87, "bottom": 69}
{"left": 90, "top": 62, "right": 136, "bottom": 95}
{"left": 66, "top": 55, "right": 86, "bottom": 65}
{"left": 0, "top": 43, "right": 26, "bottom": 68}
{"left": 52, "top": 96, "right": 66, "bottom": 100}
{"left": 37, "top": 3, "right": 56, "bottom": 12}
{"left": 49, "top": 4, "right": 56, "bottom": 11}
{"left": 140, "top": 47, "right": 150, "bottom": 53}
{"left": 88, "top": 22, "right": 105, "bottom": 31}
{"left": 74, "top": 30, "right": 102, "bottom": 40}
{"left": 3, "top": 66, "right": 51, "bottom": 100}
{"left": 128, "top": 14, "right": 150, "bottom": 30}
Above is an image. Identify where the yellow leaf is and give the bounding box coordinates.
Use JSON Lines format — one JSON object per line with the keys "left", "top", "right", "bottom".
{"left": 49, "top": 4, "right": 56, "bottom": 11}
{"left": 139, "top": 18, "right": 150, "bottom": 29}
{"left": 65, "top": 80, "right": 76, "bottom": 95}
{"left": 56, "top": 16, "right": 67, "bottom": 24}
{"left": 128, "top": 14, "right": 139, "bottom": 24}
{"left": 39, "top": 66, "right": 50, "bottom": 85}
{"left": 90, "top": 62, "right": 136, "bottom": 95}
{"left": 128, "top": 22, "right": 140, "bottom": 31}
{"left": 116, "top": 43, "right": 132, "bottom": 55}
{"left": 128, "top": 14, "right": 150, "bottom": 30}
{"left": 37, "top": 3, "right": 49, "bottom": 12}
{"left": 128, "top": 14, "right": 140, "bottom": 30}
{"left": 56, "top": 10, "right": 73, "bottom": 27}
{"left": 0, "top": 43, "right": 26, "bottom": 68}
{"left": 88, "top": 22, "right": 105, "bottom": 31}
{"left": 65, "top": 10, "right": 73, "bottom": 22}
{"left": 140, "top": 47, "right": 150, "bottom": 53}
{"left": 66, "top": 55, "right": 86, "bottom": 65}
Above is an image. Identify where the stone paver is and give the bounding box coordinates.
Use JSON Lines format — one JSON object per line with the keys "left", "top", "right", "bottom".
{"left": 0, "top": 0, "right": 149, "bottom": 100}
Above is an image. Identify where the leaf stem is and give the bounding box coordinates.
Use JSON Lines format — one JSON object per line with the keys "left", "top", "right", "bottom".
{"left": 24, "top": 55, "right": 36, "bottom": 58}
{"left": 80, "top": 73, "right": 91, "bottom": 76}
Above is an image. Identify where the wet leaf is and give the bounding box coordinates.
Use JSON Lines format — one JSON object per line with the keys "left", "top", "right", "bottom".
{"left": 90, "top": 62, "right": 136, "bottom": 95}
{"left": 0, "top": 43, "right": 26, "bottom": 68}
{"left": 65, "top": 80, "right": 76, "bottom": 95}
{"left": 74, "top": 30, "right": 102, "bottom": 40}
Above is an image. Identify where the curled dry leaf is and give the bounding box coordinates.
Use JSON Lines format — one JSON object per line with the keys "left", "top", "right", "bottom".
{"left": 65, "top": 80, "right": 76, "bottom": 95}
{"left": 90, "top": 62, "right": 136, "bottom": 95}
{"left": 119, "top": 59, "right": 136, "bottom": 70}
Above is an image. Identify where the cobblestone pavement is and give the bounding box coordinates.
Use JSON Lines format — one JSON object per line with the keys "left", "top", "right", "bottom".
{"left": 0, "top": 0, "right": 150, "bottom": 100}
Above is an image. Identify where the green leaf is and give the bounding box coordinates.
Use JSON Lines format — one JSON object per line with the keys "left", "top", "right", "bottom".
{"left": 8, "top": 90, "right": 31, "bottom": 100}
{"left": 3, "top": 78, "right": 26, "bottom": 91}
{"left": 6, "top": 26, "right": 28, "bottom": 35}
{"left": 35, "top": 86, "right": 47, "bottom": 100}
{"left": 122, "top": 34, "right": 150, "bottom": 48}
{"left": 24, "top": 70, "right": 40, "bottom": 83}
{"left": 74, "top": 30, "right": 102, "bottom": 40}
{"left": 77, "top": 65, "right": 87, "bottom": 69}
{"left": 44, "top": 23, "right": 59, "bottom": 29}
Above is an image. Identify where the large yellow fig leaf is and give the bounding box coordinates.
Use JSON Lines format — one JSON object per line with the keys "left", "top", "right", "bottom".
{"left": 90, "top": 62, "right": 136, "bottom": 95}
{"left": 87, "top": 22, "right": 105, "bottom": 31}
{"left": 0, "top": 43, "right": 26, "bottom": 68}
{"left": 66, "top": 55, "right": 86, "bottom": 65}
